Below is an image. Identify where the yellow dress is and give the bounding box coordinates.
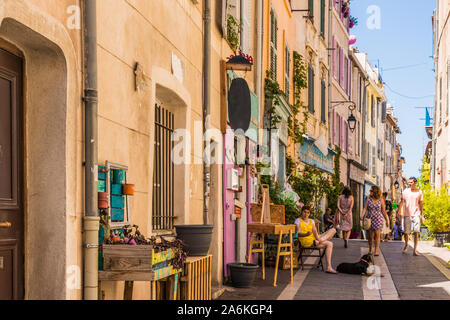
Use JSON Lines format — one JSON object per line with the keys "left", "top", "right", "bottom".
{"left": 298, "top": 218, "right": 315, "bottom": 248}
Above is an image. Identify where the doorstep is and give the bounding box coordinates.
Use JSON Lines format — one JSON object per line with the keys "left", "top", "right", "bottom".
{"left": 212, "top": 286, "right": 226, "bottom": 300}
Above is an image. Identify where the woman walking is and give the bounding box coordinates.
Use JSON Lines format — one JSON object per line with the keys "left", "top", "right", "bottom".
{"left": 360, "top": 186, "right": 390, "bottom": 256}
{"left": 337, "top": 187, "right": 354, "bottom": 248}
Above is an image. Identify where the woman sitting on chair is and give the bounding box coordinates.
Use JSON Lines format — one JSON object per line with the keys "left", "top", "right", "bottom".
{"left": 295, "top": 205, "right": 338, "bottom": 274}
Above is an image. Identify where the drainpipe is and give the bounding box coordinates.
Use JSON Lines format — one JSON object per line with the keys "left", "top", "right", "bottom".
{"left": 203, "top": 0, "right": 211, "bottom": 225}
{"left": 328, "top": 0, "right": 333, "bottom": 147}
{"left": 83, "top": 0, "right": 99, "bottom": 300}
{"left": 255, "top": 0, "right": 263, "bottom": 143}
{"left": 240, "top": 0, "right": 245, "bottom": 51}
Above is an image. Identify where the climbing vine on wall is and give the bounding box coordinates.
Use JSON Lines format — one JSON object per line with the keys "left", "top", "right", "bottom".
{"left": 264, "top": 70, "right": 283, "bottom": 129}
{"left": 291, "top": 51, "right": 309, "bottom": 146}
{"left": 227, "top": 13, "right": 241, "bottom": 52}
{"left": 263, "top": 52, "right": 309, "bottom": 142}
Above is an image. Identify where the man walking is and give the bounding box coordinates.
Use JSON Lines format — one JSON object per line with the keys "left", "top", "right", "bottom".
{"left": 398, "top": 177, "right": 425, "bottom": 256}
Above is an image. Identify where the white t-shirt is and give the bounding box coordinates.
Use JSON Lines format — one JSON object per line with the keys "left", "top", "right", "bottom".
{"left": 401, "top": 188, "right": 423, "bottom": 217}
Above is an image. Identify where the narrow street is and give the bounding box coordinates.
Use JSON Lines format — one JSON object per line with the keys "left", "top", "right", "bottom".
{"left": 218, "top": 239, "right": 450, "bottom": 300}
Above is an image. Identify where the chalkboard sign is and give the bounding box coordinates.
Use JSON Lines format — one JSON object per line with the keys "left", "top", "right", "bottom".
{"left": 228, "top": 78, "right": 251, "bottom": 132}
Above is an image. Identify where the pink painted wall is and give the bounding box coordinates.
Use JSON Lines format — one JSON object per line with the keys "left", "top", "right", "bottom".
{"left": 223, "top": 127, "right": 236, "bottom": 277}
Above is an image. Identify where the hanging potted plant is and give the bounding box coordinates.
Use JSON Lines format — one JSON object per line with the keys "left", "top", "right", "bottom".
{"left": 342, "top": 1, "right": 350, "bottom": 18}
{"left": 349, "top": 16, "right": 358, "bottom": 29}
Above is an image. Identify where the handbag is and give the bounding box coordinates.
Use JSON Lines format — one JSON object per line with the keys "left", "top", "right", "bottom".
{"left": 363, "top": 215, "right": 371, "bottom": 231}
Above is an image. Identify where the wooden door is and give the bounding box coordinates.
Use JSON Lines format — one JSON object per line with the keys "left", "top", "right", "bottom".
{"left": 0, "top": 48, "right": 24, "bottom": 300}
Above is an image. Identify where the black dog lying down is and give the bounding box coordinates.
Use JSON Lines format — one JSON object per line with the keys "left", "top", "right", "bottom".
{"left": 337, "top": 254, "right": 373, "bottom": 275}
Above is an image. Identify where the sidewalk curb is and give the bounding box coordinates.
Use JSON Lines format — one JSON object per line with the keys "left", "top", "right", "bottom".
{"left": 422, "top": 253, "right": 450, "bottom": 281}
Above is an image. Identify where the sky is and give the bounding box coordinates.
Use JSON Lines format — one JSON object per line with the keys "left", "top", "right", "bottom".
{"left": 350, "top": 0, "right": 436, "bottom": 179}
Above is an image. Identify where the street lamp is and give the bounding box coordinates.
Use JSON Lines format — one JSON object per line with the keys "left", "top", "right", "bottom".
{"left": 348, "top": 113, "right": 357, "bottom": 133}
{"left": 331, "top": 101, "right": 358, "bottom": 133}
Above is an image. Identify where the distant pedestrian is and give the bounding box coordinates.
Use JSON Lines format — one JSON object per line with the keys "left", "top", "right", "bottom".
{"left": 322, "top": 208, "right": 335, "bottom": 232}
{"left": 360, "top": 186, "right": 390, "bottom": 256}
{"left": 393, "top": 223, "right": 403, "bottom": 241}
{"left": 337, "top": 187, "right": 354, "bottom": 248}
{"left": 382, "top": 192, "right": 393, "bottom": 241}
{"left": 397, "top": 177, "right": 425, "bottom": 256}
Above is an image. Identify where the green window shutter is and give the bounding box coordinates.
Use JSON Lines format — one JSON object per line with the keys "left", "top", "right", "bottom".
{"left": 270, "top": 10, "right": 277, "bottom": 80}
{"left": 308, "top": 0, "right": 314, "bottom": 22}
{"left": 320, "top": 0, "right": 325, "bottom": 37}
{"left": 321, "top": 80, "right": 326, "bottom": 123}
{"left": 308, "top": 65, "right": 314, "bottom": 114}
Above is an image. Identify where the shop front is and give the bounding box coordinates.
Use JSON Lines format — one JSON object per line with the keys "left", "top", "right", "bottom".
{"left": 297, "top": 135, "right": 335, "bottom": 175}
{"left": 348, "top": 160, "right": 366, "bottom": 232}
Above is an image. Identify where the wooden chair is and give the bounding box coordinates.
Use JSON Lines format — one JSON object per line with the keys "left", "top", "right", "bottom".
{"left": 294, "top": 238, "right": 325, "bottom": 272}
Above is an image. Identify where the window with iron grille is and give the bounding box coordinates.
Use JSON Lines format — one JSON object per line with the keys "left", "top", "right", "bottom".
{"left": 270, "top": 9, "right": 277, "bottom": 80}
{"left": 153, "top": 103, "right": 175, "bottom": 231}
{"left": 308, "top": 64, "right": 315, "bottom": 114}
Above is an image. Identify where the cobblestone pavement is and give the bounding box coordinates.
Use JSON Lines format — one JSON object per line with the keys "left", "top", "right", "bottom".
{"left": 218, "top": 239, "right": 450, "bottom": 300}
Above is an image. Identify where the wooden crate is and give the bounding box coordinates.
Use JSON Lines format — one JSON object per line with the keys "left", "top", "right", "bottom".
{"left": 180, "top": 255, "right": 212, "bottom": 300}
{"left": 102, "top": 245, "right": 153, "bottom": 271}
{"left": 281, "top": 255, "right": 299, "bottom": 270}
{"left": 250, "top": 204, "right": 285, "bottom": 224}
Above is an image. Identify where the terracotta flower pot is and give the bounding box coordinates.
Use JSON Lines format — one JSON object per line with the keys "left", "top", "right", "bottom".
{"left": 123, "top": 184, "right": 135, "bottom": 196}
{"left": 98, "top": 192, "right": 109, "bottom": 209}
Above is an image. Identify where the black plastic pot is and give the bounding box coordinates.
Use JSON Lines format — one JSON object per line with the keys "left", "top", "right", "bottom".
{"left": 228, "top": 263, "right": 259, "bottom": 288}
{"left": 434, "top": 232, "right": 450, "bottom": 247}
{"left": 174, "top": 225, "right": 213, "bottom": 256}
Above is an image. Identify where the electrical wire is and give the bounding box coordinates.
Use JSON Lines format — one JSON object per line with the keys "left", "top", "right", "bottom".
{"left": 382, "top": 63, "right": 428, "bottom": 72}
{"left": 384, "top": 83, "right": 434, "bottom": 100}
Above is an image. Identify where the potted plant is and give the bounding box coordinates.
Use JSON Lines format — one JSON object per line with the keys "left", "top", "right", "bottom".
{"left": 174, "top": 224, "right": 214, "bottom": 256}
{"left": 227, "top": 262, "right": 259, "bottom": 288}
